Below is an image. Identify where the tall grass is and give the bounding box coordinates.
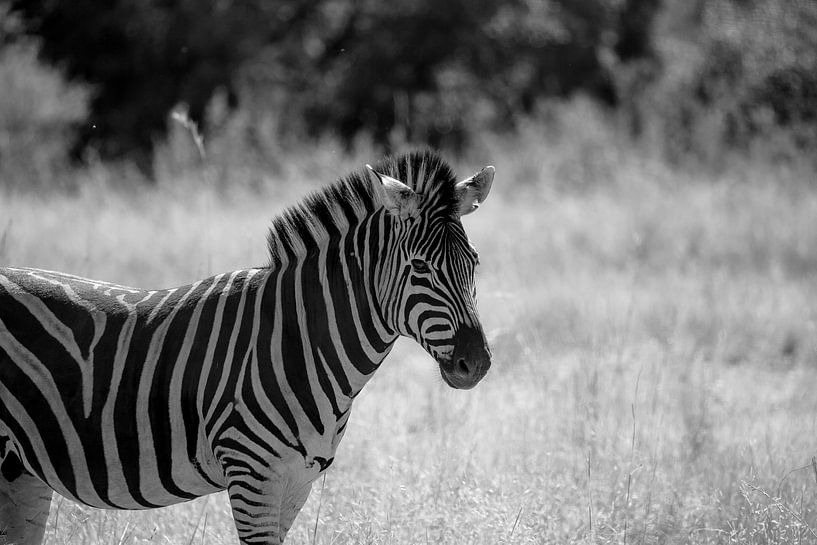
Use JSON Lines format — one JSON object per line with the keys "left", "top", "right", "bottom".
{"left": 2, "top": 105, "right": 817, "bottom": 544}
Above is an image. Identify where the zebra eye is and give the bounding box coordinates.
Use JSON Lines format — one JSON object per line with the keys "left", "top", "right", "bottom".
{"left": 411, "top": 259, "right": 431, "bottom": 275}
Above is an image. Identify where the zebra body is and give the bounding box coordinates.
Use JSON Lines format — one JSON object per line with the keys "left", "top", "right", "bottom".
{"left": 0, "top": 151, "right": 494, "bottom": 544}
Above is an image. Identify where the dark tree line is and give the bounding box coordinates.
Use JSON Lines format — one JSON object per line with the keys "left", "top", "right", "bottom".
{"left": 9, "top": 0, "right": 660, "bottom": 169}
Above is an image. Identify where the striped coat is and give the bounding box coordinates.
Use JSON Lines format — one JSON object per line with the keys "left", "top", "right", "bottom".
{"left": 0, "top": 151, "right": 494, "bottom": 544}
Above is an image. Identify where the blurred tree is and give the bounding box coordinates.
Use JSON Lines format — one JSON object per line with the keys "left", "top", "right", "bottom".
{"left": 252, "top": 0, "right": 660, "bottom": 151}
{"left": 615, "top": 0, "right": 661, "bottom": 62}
{"left": 10, "top": 0, "right": 661, "bottom": 169}
{"left": 9, "top": 0, "right": 322, "bottom": 172}
{"left": 645, "top": 0, "right": 817, "bottom": 164}
{"left": 0, "top": 2, "right": 88, "bottom": 189}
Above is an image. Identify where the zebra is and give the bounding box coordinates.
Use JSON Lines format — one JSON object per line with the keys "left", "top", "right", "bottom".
{"left": 0, "top": 150, "right": 494, "bottom": 544}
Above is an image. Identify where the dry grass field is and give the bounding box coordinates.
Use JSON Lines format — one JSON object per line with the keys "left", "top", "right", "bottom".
{"left": 2, "top": 130, "right": 817, "bottom": 544}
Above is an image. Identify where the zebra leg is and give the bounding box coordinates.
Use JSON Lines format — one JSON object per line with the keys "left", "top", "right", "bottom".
{"left": 277, "top": 480, "right": 312, "bottom": 539}
{"left": 225, "top": 471, "right": 313, "bottom": 545}
{"left": 0, "top": 468, "right": 53, "bottom": 545}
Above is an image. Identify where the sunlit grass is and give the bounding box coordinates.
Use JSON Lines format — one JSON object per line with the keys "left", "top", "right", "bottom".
{"left": 2, "top": 133, "right": 817, "bottom": 544}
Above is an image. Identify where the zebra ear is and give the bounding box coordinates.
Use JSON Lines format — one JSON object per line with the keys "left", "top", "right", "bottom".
{"left": 366, "top": 165, "right": 420, "bottom": 219}
{"left": 455, "top": 166, "right": 494, "bottom": 216}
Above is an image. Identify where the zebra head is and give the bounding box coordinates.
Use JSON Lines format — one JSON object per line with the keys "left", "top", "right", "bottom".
{"left": 367, "top": 152, "right": 494, "bottom": 390}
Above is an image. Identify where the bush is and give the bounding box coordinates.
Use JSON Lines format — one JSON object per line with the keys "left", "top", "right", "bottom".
{"left": 637, "top": 0, "right": 817, "bottom": 166}
{"left": 9, "top": 0, "right": 659, "bottom": 171}
{"left": 0, "top": 37, "right": 87, "bottom": 190}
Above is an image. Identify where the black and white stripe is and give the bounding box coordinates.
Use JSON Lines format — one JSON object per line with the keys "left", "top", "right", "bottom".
{"left": 0, "top": 151, "right": 494, "bottom": 544}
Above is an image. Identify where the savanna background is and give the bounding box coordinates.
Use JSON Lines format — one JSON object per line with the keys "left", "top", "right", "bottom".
{"left": 2, "top": 0, "right": 817, "bottom": 543}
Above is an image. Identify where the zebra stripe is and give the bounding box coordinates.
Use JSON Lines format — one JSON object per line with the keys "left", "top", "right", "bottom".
{"left": 0, "top": 151, "right": 493, "bottom": 544}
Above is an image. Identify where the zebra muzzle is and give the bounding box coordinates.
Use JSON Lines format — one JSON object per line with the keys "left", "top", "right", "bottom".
{"left": 439, "top": 325, "right": 491, "bottom": 389}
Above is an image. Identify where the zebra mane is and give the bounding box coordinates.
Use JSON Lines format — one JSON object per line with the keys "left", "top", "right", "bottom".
{"left": 266, "top": 150, "right": 458, "bottom": 266}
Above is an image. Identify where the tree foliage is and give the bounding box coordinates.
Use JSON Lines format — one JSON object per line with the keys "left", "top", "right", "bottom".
{"left": 9, "top": 0, "right": 660, "bottom": 168}
{"left": 641, "top": 0, "right": 817, "bottom": 163}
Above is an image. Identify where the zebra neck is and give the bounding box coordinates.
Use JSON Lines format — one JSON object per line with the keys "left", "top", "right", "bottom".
{"left": 260, "top": 232, "right": 398, "bottom": 403}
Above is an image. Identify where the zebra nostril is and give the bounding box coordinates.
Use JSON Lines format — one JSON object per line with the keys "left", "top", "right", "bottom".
{"left": 457, "top": 358, "right": 469, "bottom": 375}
